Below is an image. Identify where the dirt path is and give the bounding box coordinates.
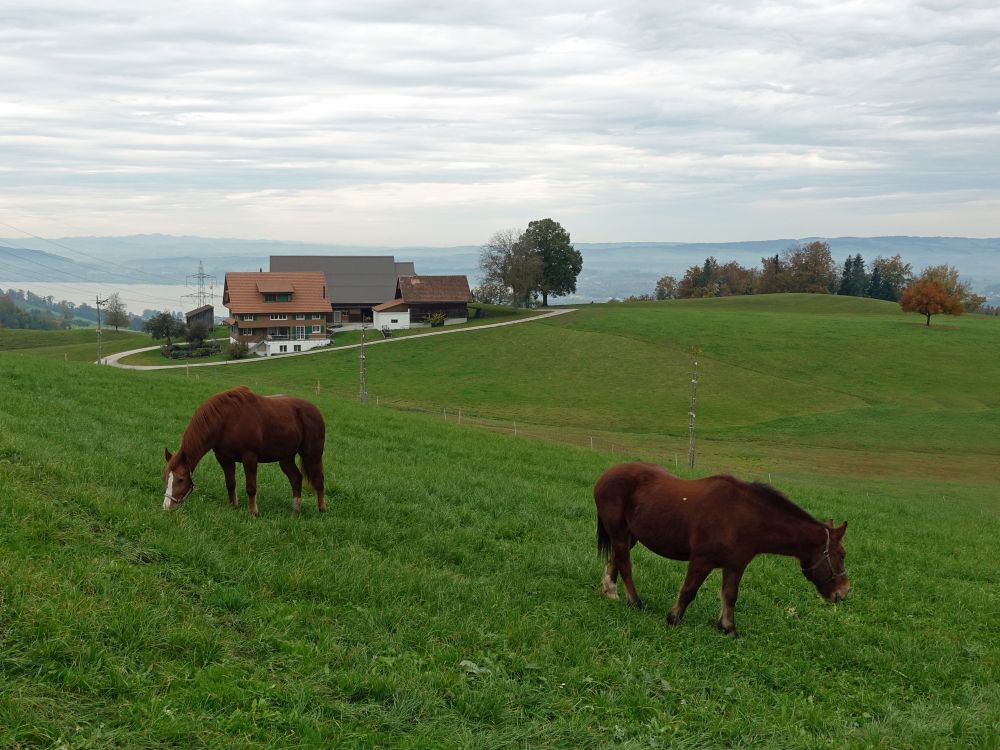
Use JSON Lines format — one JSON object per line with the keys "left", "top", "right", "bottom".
{"left": 103, "top": 308, "right": 577, "bottom": 370}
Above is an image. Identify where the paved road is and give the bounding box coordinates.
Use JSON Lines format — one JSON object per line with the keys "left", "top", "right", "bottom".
{"left": 102, "top": 308, "right": 577, "bottom": 370}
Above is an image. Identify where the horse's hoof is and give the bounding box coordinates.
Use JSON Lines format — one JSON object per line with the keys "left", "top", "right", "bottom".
{"left": 717, "top": 621, "right": 738, "bottom": 637}
{"left": 666, "top": 612, "right": 681, "bottom": 626}
{"left": 626, "top": 598, "right": 644, "bottom": 611}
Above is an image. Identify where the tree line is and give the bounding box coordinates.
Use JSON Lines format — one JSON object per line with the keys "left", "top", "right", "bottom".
{"left": 638, "top": 240, "right": 987, "bottom": 318}
{"left": 0, "top": 287, "right": 159, "bottom": 331}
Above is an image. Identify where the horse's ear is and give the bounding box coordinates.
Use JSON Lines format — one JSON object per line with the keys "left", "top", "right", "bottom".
{"left": 824, "top": 518, "right": 834, "bottom": 528}
{"left": 833, "top": 521, "right": 847, "bottom": 539}
{"left": 164, "top": 448, "right": 173, "bottom": 462}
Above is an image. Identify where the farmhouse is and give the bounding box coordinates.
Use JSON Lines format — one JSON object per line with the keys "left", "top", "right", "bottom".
{"left": 269, "top": 255, "right": 415, "bottom": 326}
{"left": 372, "top": 275, "right": 473, "bottom": 330}
{"left": 222, "top": 272, "right": 331, "bottom": 357}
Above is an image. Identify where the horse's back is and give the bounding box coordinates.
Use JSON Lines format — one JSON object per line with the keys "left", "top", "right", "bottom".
{"left": 594, "top": 461, "right": 673, "bottom": 500}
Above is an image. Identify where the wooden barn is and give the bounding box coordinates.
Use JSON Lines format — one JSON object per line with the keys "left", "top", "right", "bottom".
{"left": 372, "top": 275, "right": 472, "bottom": 330}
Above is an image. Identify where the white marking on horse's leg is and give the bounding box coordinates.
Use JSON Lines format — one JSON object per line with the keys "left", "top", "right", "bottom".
{"left": 601, "top": 562, "right": 619, "bottom": 599}
{"left": 293, "top": 496, "right": 302, "bottom": 513}
{"left": 163, "top": 472, "right": 175, "bottom": 510}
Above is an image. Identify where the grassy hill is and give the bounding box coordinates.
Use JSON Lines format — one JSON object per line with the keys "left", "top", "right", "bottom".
{"left": 1, "top": 295, "right": 997, "bottom": 748}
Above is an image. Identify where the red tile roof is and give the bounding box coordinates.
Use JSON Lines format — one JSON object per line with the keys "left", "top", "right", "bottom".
{"left": 372, "top": 299, "right": 408, "bottom": 312}
{"left": 397, "top": 275, "right": 472, "bottom": 303}
{"left": 223, "top": 272, "right": 330, "bottom": 314}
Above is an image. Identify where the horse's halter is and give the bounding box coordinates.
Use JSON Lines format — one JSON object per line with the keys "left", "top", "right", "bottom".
{"left": 163, "top": 470, "right": 195, "bottom": 506}
{"left": 803, "top": 527, "right": 847, "bottom": 583}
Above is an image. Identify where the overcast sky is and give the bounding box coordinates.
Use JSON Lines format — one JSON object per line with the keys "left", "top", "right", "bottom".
{"left": 2, "top": 0, "right": 998, "bottom": 246}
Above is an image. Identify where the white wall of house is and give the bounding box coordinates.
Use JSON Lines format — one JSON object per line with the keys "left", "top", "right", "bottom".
{"left": 261, "top": 337, "right": 330, "bottom": 357}
{"left": 373, "top": 309, "right": 410, "bottom": 330}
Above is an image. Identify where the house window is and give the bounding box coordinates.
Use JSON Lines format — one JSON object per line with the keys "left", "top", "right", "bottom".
{"left": 279, "top": 345, "right": 287, "bottom": 353}
{"left": 311, "top": 325, "right": 323, "bottom": 334}
{"left": 293, "top": 345, "right": 302, "bottom": 352}
{"left": 312, "top": 312, "right": 322, "bottom": 319}
{"left": 295, "top": 326, "right": 306, "bottom": 340}
{"left": 240, "top": 313, "right": 255, "bottom": 321}
{"left": 264, "top": 293, "right": 291, "bottom": 302}
{"left": 269, "top": 313, "right": 288, "bottom": 321}
{"left": 333, "top": 311, "right": 342, "bottom": 324}
{"left": 239, "top": 327, "right": 254, "bottom": 336}
{"left": 295, "top": 313, "right": 306, "bottom": 320}
{"left": 390, "top": 319, "right": 398, "bottom": 324}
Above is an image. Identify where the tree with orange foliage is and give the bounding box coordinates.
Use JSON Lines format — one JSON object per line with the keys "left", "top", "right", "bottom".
{"left": 899, "top": 279, "right": 963, "bottom": 326}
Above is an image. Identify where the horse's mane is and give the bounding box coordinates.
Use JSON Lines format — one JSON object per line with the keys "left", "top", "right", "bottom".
{"left": 718, "top": 475, "right": 821, "bottom": 525}
{"left": 180, "top": 386, "right": 256, "bottom": 454}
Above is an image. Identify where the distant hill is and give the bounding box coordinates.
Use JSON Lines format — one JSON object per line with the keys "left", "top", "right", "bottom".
{"left": 2, "top": 234, "right": 998, "bottom": 304}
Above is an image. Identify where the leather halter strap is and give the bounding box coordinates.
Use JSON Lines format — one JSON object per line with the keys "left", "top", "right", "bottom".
{"left": 803, "top": 526, "right": 847, "bottom": 582}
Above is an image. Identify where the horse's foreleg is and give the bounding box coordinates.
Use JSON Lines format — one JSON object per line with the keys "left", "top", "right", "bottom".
{"left": 717, "top": 566, "right": 745, "bottom": 636}
{"left": 667, "top": 560, "right": 713, "bottom": 626}
{"left": 243, "top": 454, "right": 259, "bottom": 517}
{"left": 215, "top": 454, "right": 238, "bottom": 509}
{"left": 278, "top": 457, "right": 303, "bottom": 513}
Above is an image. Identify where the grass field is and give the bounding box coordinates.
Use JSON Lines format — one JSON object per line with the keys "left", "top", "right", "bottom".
{"left": 1, "top": 295, "right": 997, "bottom": 748}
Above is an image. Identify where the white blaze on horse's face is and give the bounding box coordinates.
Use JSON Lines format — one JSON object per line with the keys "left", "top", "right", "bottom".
{"left": 162, "top": 467, "right": 194, "bottom": 510}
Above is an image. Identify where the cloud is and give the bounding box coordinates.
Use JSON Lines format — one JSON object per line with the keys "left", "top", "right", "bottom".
{"left": 0, "top": 0, "right": 997, "bottom": 244}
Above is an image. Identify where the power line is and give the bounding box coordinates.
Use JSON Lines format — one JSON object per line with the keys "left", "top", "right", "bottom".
{"left": 0, "top": 242, "right": 187, "bottom": 310}
{"left": 0, "top": 217, "right": 183, "bottom": 286}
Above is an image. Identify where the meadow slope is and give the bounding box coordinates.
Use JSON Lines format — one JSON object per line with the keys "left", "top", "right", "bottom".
{"left": 1, "top": 296, "right": 997, "bottom": 749}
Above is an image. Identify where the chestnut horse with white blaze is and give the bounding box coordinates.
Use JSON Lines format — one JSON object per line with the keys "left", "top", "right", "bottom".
{"left": 594, "top": 462, "right": 849, "bottom": 635}
{"left": 162, "top": 386, "right": 326, "bottom": 516}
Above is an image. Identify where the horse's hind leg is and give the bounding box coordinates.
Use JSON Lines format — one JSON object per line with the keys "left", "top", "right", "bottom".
{"left": 717, "top": 566, "right": 746, "bottom": 637}
{"left": 300, "top": 454, "right": 326, "bottom": 512}
{"left": 601, "top": 558, "right": 619, "bottom": 600}
{"left": 614, "top": 539, "right": 644, "bottom": 610}
{"left": 278, "top": 456, "right": 303, "bottom": 513}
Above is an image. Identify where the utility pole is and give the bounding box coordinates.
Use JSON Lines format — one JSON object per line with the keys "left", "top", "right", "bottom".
{"left": 95, "top": 295, "right": 109, "bottom": 365}
{"left": 687, "top": 347, "right": 701, "bottom": 469}
{"left": 359, "top": 324, "right": 368, "bottom": 404}
{"left": 181, "top": 260, "right": 217, "bottom": 309}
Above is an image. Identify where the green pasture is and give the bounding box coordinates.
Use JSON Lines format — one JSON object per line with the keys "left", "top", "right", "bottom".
{"left": 1, "top": 295, "right": 998, "bottom": 748}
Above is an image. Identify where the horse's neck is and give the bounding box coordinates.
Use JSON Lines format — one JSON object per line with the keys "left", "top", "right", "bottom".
{"left": 758, "top": 515, "right": 825, "bottom": 561}
{"left": 178, "top": 431, "right": 212, "bottom": 469}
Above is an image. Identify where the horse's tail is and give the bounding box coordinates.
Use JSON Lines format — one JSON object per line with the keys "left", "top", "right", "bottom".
{"left": 597, "top": 515, "right": 612, "bottom": 560}
{"left": 297, "top": 403, "right": 327, "bottom": 494}
{"left": 299, "top": 455, "right": 324, "bottom": 493}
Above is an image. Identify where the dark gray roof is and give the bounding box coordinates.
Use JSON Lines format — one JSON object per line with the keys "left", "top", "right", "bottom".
{"left": 270, "top": 255, "right": 417, "bottom": 305}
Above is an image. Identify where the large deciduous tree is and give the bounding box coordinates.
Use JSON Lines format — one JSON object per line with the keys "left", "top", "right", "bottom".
{"left": 104, "top": 292, "right": 129, "bottom": 331}
{"left": 654, "top": 275, "right": 678, "bottom": 300}
{"left": 783, "top": 241, "right": 838, "bottom": 294}
{"left": 478, "top": 228, "right": 542, "bottom": 308}
{"left": 519, "top": 218, "right": 583, "bottom": 306}
{"left": 867, "top": 254, "right": 913, "bottom": 301}
{"left": 899, "top": 279, "right": 963, "bottom": 326}
{"left": 143, "top": 311, "right": 185, "bottom": 344}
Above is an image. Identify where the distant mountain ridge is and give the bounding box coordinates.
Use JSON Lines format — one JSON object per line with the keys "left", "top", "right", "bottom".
{"left": 2, "top": 234, "right": 998, "bottom": 304}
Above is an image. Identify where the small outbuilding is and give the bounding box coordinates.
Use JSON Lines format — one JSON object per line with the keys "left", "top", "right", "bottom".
{"left": 372, "top": 275, "right": 472, "bottom": 330}
{"left": 185, "top": 304, "right": 214, "bottom": 332}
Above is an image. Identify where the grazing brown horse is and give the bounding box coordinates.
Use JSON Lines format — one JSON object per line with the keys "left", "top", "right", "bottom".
{"left": 595, "top": 462, "right": 849, "bottom": 635}
{"left": 162, "top": 386, "right": 326, "bottom": 516}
